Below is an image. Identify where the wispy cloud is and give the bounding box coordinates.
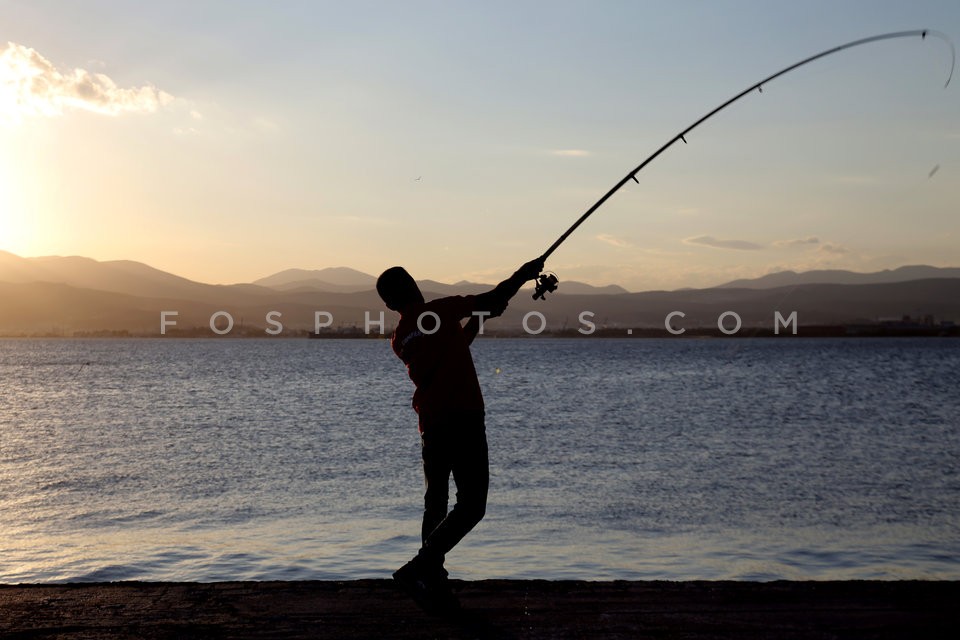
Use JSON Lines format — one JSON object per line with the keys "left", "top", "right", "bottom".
{"left": 0, "top": 42, "right": 173, "bottom": 122}
{"left": 773, "top": 236, "right": 820, "bottom": 248}
{"left": 683, "top": 235, "right": 764, "bottom": 251}
{"left": 551, "top": 149, "right": 592, "bottom": 157}
{"left": 596, "top": 233, "right": 632, "bottom": 248}
{"left": 817, "top": 243, "right": 850, "bottom": 255}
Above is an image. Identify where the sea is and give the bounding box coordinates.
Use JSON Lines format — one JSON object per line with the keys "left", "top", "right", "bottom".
{"left": 1, "top": 337, "right": 958, "bottom": 584}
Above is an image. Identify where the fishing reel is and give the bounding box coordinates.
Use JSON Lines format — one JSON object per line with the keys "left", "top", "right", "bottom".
{"left": 532, "top": 272, "right": 559, "bottom": 300}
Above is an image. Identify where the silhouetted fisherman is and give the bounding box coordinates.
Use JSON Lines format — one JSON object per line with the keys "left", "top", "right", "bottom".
{"left": 376, "top": 257, "right": 544, "bottom": 613}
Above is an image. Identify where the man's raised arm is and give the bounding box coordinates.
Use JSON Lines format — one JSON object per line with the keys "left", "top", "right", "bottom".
{"left": 473, "top": 257, "right": 544, "bottom": 319}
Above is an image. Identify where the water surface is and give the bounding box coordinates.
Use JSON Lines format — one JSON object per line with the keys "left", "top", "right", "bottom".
{"left": 1, "top": 337, "right": 957, "bottom": 582}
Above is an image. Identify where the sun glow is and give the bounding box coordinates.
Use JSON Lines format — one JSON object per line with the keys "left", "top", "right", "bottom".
{"left": 0, "top": 141, "right": 35, "bottom": 256}
{"left": 0, "top": 45, "right": 37, "bottom": 255}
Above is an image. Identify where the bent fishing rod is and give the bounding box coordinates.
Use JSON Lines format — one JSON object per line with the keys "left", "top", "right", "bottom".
{"left": 532, "top": 29, "right": 955, "bottom": 300}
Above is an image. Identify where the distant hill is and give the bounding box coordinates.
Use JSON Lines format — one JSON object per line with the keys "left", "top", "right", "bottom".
{"left": 512, "top": 279, "right": 960, "bottom": 330}
{"left": 0, "top": 250, "right": 274, "bottom": 304}
{"left": 254, "top": 267, "right": 376, "bottom": 291}
{"left": 0, "top": 280, "right": 390, "bottom": 335}
{"left": 253, "top": 266, "right": 626, "bottom": 296}
{"left": 263, "top": 278, "right": 375, "bottom": 294}
{"left": 558, "top": 282, "right": 629, "bottom": 295}
{"left": 718, "top": 265, "right": 960, "bottom": 289}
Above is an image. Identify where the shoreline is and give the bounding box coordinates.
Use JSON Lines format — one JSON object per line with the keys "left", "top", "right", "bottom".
{"left": 1, "top": 579, "right": 957, "bottom": 639}
{"left": 2, "top": 326, "right": 959, "bottom": 339}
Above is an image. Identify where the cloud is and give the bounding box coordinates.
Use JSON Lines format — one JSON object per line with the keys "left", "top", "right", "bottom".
{"left": 773, "top": 236, "right": 821, "bottom": 248}
{"left": 817, "top": 243, "right": 850, "bottom": 255}
{"left": 596, "top": 233, "right": 632, "bottom": 248}
{"left": 0, "top": 42, "right": 173, "bottom": 121}
{"left": 683, "top": 235, "right": 764, "bottom": 251}
{"left": 551, "top": 149, "right": 592, "bottom": 157}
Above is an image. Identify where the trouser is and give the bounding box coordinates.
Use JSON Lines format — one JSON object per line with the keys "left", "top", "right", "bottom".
{"left": 418, "top": 411, "right": 489, "bottom": 567}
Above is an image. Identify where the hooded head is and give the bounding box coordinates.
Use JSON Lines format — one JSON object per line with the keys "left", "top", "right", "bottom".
{"left": 376, "top": 266, "right": 424, "bottom": 312}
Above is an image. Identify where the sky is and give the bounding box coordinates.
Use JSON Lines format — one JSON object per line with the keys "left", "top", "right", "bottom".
{"left": 1, "top": 0, "right": 958, "bottom": 291}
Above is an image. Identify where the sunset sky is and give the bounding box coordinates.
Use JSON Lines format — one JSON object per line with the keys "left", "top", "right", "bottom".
{"left": 1, "top": 1, "right": 958, "bottom": 291}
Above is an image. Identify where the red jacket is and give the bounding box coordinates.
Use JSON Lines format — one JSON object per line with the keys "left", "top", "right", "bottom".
{"left": 391, "top": 296, "right": 484, "bottom": 431}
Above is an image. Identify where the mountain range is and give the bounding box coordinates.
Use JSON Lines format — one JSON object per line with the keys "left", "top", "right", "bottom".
{"left": 718, "top": 265, "right": 960, "bottom": 289}
{"left": 1, "top": 250, "right": 958, "bottom": 335}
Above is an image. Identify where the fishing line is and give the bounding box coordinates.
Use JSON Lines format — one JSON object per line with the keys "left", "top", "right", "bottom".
{"left": 532, "top": 29, "right": 956, "bottom": 300}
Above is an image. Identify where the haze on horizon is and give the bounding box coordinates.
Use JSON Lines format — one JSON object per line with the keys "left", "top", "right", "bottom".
{"left": 1, "top": 1, "right": 958, "bottom": 292}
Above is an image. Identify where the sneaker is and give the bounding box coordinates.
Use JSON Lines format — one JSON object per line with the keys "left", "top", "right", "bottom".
{"left": 393, "top": 557, "right": 460, "bottom": 616}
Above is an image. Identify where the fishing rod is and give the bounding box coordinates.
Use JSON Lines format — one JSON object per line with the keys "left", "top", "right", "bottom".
{"left": 532, "top": 29, "right": 956, "bottom": 300}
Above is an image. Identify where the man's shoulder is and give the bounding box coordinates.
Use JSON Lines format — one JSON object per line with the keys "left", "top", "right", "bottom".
{"left": 424, "top": 295, "right": 476, "bottom": 315}
{"left": 427, "top": 294, "right": 477, "bottom": 307}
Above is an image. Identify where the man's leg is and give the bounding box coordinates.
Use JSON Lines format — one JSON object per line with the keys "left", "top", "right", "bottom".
{"left": 394, "top": 413, "right": 487, "bottom": 613}
{"left": 420, "top": 429, "right": 452, "bottom": 574}
{"left": 420, "top": 413, "right": 488, "bottom": 561}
